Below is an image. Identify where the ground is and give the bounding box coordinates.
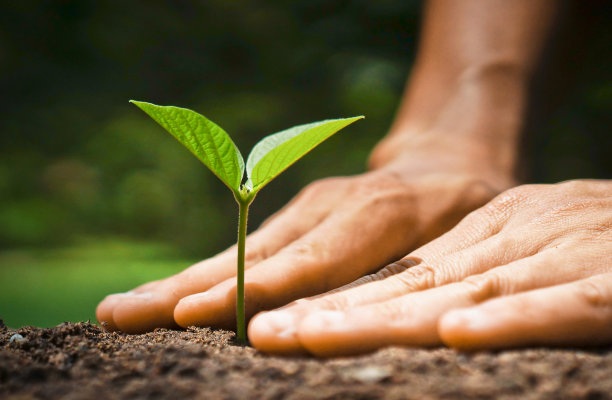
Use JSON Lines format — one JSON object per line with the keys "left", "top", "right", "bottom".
{"left": 1, "top": 320, "right": 611, "bottom": 400}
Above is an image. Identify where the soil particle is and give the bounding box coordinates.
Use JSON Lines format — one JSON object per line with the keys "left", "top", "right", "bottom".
{"left": 1, "top": 322, "right": 611, "bottom": 399}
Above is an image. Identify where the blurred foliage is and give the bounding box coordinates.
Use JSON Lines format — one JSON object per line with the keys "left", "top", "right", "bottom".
{"left": 0, "top": 1, "right": 609, "bottom": 326}
{"left": 0, "top": 238, "right": 195, "bottom": 328}
{"left": 0, "top": 0, "right": 422, "bottom": 254}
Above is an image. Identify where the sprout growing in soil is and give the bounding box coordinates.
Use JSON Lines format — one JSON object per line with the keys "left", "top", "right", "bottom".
{"left": 130, "top": 100, "right": 363, "bottom": 343}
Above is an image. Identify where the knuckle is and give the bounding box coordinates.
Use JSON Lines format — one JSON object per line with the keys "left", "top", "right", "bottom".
{"left": 590, "top": 221, "right": 612, "bottom": 241}
{"left": 459, "top": 204, "right": 495, "bottom": 229}
{"left": 282, "top": 241, "right": 319, "bottom": 265}
{"left": 492, "top": 231, "right": 524, "bottom": 254}
{"left": 461, "top": 272, "right": 504, "bottom": 302}
{"left": 292, "top": 176, "right": 352, "bottom": 206}
{"left": 394, "top": 263, "right": 438, "bottom": 291}
{"left": 576, "top": 279, "right": 612, "bottom": 309}
{"left": 244, "top": 246, "right": 267, "bottom": 266}
{"left": 557, "top": 179, "right": 589, "bottom": 193}
{"left": 354, "top": 191, "right": 412, "bottom": 214}
{"left": 486, "top": 185, "right": 532, "bottom": 211}
{"left": 344, "top": 183, "right": 415, "bottom": 218}
{"left": 351, "top": 171, "right": 411, "bottom": 198}
{"left": 317, "top": 293, "right": 352, "bottom": 310}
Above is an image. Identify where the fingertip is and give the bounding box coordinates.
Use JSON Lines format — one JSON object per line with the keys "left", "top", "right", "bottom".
{"left": 174, "top": 292, "right": 208, "bottom": 328}
{"left": 174, "top": 290, "right": 235, "bottom": 330}
{"left": 248, "top": 311, "right": 307, "bottom": 355}
{"left": 175, "top": 277, "right": 279, "bottom": 331}
{"left": 298, "top": 310, "right": 378, "bottom": 357}
{"left": 96, "top": 293, "right": 130, "bottom": 332}
{"left": 112, "top": 291, "right": 179, "bottom": 334}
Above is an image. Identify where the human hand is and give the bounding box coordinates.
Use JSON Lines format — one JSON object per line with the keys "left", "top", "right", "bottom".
{"left": 249, "top": 180, "right": 612, "bottom": 356}
{"left": 96, "top": 155, "right": 498, "bottom": 334}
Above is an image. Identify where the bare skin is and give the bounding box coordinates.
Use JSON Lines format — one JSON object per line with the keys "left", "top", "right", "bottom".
{"left": 98, "top": 0, "right": 534, "bottom": 335}
{"left": 96, "top": 151, "right": 504, "bottom": 333}
{"left": 249, "top": 180, "right": 612, "bottom": 356}
{"left": 97, "top": 0, "right": 612, "bottom": 355}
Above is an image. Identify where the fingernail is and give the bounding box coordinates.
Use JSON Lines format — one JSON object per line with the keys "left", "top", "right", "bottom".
{"left": 255, "top": 311, "right": 296, "bottom": 338}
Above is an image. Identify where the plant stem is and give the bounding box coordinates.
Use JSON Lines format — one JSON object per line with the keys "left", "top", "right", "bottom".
{"left": 236, "top": 198, "right": 250, "bottom": 344}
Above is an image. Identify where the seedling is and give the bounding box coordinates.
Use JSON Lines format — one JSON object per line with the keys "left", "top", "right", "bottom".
{"left": 130, "top": 100, "right": 363, "bottom": 343}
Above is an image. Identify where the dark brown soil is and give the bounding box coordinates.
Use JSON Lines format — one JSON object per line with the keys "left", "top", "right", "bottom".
{"left": 1, "top": 319, "right": 611, "bottom": 400}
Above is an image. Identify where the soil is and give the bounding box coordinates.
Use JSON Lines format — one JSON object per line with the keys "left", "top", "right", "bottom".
{"left": 1, "top": 319, "right": 611, "bottom": 400}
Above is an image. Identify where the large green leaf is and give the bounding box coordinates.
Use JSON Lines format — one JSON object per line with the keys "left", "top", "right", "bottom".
{"left": 245, "top": 116, "right": 364, "bottom": 192}
{"left": 130, "top": 101, "right": 244, "bottom": 193}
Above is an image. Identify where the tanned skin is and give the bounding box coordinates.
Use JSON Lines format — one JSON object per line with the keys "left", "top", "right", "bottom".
{"left": 97, "top": 0, "right": 612, "bottom": 356}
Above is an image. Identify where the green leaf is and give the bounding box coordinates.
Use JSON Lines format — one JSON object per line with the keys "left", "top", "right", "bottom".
{"left": 130, "top": 101, "right": 244, "bottom": 193}
{"left": 245, "top": 116, "right": 364, "bottom": 192}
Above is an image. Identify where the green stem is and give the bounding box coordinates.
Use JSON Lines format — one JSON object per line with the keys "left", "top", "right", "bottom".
{"left": 236, "top": 198, "right": 250, "bottom": 344}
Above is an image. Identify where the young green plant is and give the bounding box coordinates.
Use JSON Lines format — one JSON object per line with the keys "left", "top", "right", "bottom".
{"left": 130, "top": 100, "right": 363, "bottom": 343}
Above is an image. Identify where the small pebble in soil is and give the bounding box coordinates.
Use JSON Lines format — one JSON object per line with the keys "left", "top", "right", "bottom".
{"left": 3, "top": 323, "right": 612, "bottom": 400}
{"left": 343, "top": 365, "right": 393, "bottom": 384}
{"left": 10, "top": 333, "right": 26, "bottom": 345}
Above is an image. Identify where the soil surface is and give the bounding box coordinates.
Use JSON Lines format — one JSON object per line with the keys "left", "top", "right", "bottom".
{"left": 1, "top": 319, "right": 611, "bottom": 400}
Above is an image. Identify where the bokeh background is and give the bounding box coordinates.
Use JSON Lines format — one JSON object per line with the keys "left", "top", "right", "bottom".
{"left": 0, "top": 0, "right": 610, "bottom": 328}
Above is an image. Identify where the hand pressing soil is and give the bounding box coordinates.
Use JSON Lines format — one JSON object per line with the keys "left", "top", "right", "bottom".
{"left": 1, "top": 321, "right": 612, "bottom": 400}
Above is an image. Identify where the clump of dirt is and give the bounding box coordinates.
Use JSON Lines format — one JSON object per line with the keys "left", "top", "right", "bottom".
{"left": 1, "top": 319, "right": 611, "bottom": 399}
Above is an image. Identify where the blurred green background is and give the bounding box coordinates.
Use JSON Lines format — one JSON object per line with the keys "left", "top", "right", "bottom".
{"left": 0, "top": 0, "right": 610, "bottom": 328}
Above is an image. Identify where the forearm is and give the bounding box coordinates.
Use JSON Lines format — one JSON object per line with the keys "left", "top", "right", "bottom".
{"left": 370, "top": 0, "right": 562, "bottom": 188}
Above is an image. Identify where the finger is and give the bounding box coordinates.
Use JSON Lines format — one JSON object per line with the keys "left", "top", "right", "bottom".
{"left": 96, "top": 280, "right": 164, "bottom": 331}
{"left": 174, "top": 190, "right": 419, "bottom": 331}
{"left": 96, "top": 293, "right": 131, "bottom": 331}
{"left": 100, "top": 191, "right": 331, "bottom": 334}
{"left": 249, "top": 224, "right": 562, "bottom": 354}
{"left": 245, "top": 178, "right": 509, "bottom": 352}
{"left": 439, "top": 272, "right": 612, "bottom": 350}
{"left": 399, "top": 200, "right": 572, "bottom": 295}
{"left": 294, "top": 248, "right": 584, "bottom": 357}
{"left": 409, "top": 184, "right": 539, "bottom": 266}
{"left": 248, "top": 261, "right": 417, "bottom": 354}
